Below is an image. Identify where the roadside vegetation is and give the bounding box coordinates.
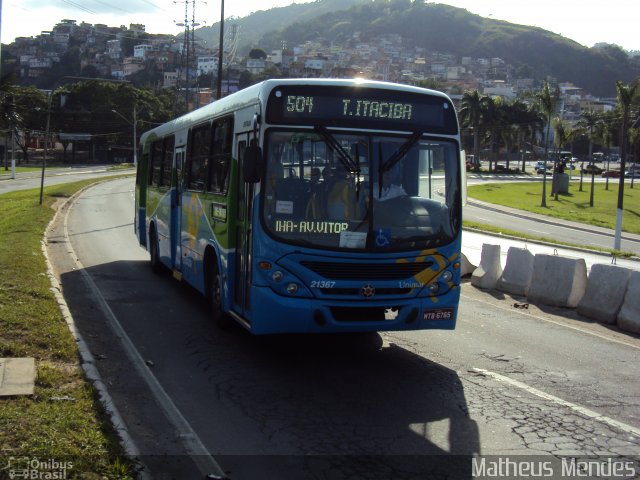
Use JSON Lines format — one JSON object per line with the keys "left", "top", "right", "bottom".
{"left": 466, "top": 180, "right": 640, "bottom": 251}
{"left": 0, "top": 181, "right": 134, "bottom": 478}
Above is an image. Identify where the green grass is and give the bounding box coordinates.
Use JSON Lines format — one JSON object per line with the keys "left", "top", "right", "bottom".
{"left": 467, "top": 180, "right": 640, "bottom": 234}
{"left": 0, "top": 180, "right": 135, "bottom": 478}
{"left": 1, "top": 166, "right": 64, "bottom": 174}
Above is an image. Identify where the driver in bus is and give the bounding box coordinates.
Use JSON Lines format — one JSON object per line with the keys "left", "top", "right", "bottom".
{"left": 374, "top": 167, "right": 407, "bottom": 201}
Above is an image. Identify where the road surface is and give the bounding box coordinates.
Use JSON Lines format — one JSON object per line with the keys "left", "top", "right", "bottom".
{"left": 46, "top": 178, "right": 640, "bottom": 479}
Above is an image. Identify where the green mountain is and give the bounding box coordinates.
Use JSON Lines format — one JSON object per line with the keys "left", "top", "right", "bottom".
{"left": 194, "top": 0, "right": 368, "bottom": 54}
{"left": 202, "top": 0, "right": 639, "bottom": 97}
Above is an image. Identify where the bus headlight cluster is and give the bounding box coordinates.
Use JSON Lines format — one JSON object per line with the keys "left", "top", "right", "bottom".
{"left": 257, "top": 259, "right": 311, "bottom": 297}
{"left": 421, "top": 269, "right": 455, "bottom": 297}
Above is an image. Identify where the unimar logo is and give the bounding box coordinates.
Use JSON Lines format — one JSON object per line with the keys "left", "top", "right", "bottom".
{"left": 6, "top": 457, "right": 73, "bottom": 479}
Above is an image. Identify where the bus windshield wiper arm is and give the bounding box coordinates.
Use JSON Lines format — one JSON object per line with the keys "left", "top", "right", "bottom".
{"left": 379, "top": 131, "right": 422, "bottom": 174}
{"left": 314, "top": 125, "right": 359, "bottom": 173}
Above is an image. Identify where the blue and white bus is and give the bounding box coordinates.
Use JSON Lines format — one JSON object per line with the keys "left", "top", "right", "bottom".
{"left": 135, "top": 78, "right": 463, "bottom": 334}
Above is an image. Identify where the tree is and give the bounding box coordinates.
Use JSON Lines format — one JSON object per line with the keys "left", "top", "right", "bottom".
{"left": 551, "top": 117, "right": 570, "bottom": 199}
{"left": 576, "top": 109, "right": 601, "bottom": 193}
{"left": 459, "top": 90, "right": 483, "bottom": 171}
{"left": 0, "top": 79, "right": 48, "bottom": 164}
{"left": 248, "top": 48, "right": 267, "bottom": 60}
{"left": 480, "top": 95, "right": 502, "bottom": 173}
{"left": 536, "top": 80, "right": 560, "bottom": 207}
{"left": 613, "top": 80, "right": 639, "bottom": 250}
{"left": 13, "top": 86, "right": 48, "bottom": 163}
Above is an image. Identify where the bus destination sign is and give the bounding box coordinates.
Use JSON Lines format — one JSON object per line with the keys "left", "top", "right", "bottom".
{"left": 267, "top": 86, "right": 458, "bottom": 134}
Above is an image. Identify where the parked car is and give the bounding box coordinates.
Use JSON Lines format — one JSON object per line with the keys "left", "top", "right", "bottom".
{"left": 601, "top": 170, "right": 620, "bottom": 178}
{"left": 582, "top": 164, "right": 603, "bottom": 175}
{"left": 535, "top": 161, "right": 552, "bottom": 170}
{"left": 625, "top": 169, "right": 640, "bottom": 178}
{"left": 536, "top": 166, "right": 552, "bottom": 175}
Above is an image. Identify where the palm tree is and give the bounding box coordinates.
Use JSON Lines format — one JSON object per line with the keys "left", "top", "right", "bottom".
{"left": 521, "top": 104, "right": 545, "bottom": 173}
{"left": 501, "top": 99, "right": 530, "bottom": 172}
{"left": 552, "top": 117, "right": 570, "bottom": 200}
{"left": 576, "top": 109, "right": 601, "bottom": 193}
{"left": 480, "top": 95, "right": 502, "bottom": 172}
{"left": 613, "top": 80, "right": 639, "bottom": 250}
{"left": 536, "top": 80, "right": 560, "bottom": 207}
{"left": 459, "top": 90, "right": 483, "bottom": 171}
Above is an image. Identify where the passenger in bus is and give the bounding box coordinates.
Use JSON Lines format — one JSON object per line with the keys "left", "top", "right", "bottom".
{"left": 326, "top": 166, "right": 355, "bottom": 220}
{"left": 305, "top": 167, "right": 326, "bottom": 219}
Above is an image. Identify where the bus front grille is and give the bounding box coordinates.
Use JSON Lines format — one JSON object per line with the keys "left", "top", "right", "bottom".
{"left": 320, "top": 288, "right": 413, "bottom": 296}
{"left": 300, "top": 261, "right": 433, "bottom": 280}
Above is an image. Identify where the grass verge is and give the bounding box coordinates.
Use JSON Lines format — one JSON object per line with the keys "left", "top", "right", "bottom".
{"left": 0, "top": 180, "right": 134, "bottom": 478}
{"left": 468, "top": 180, "right": 640, "bottom": 234}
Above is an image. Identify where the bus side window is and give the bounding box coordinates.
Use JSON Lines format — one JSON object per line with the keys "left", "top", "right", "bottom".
{"left": 209, "top": 116, "right": 233, "bottom": 194}
{"left": 187, "top": 123, "right": 212, "bottom": 191}
{"left": 160, "top": 136, "right": 174, "bottom": 187}
{"left": 150, "top": 139, "right": 163, "bottom": 186}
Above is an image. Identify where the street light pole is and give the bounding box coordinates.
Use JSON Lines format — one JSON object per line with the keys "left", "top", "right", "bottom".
{"left": 216, "top": 0, "right": 224, "bottom": 100}
{"left": 133, "top": 105, "right": 137, "bottom": 166}
{"left": 111, "top": 105, "right": 138, "bottom": 166}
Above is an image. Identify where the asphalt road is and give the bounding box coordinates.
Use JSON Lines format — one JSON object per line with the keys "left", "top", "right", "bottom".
{"left": 465, "top": 174, "right": 640, "bottom": 256}
{"left": 46, "top": 177, "right": 640, "bottom": 479}
{"left": 0, "top": 165, "right": 135, "bottom": 195}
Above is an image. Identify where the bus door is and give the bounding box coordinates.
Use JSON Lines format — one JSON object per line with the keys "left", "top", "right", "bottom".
{"left": 171, "top": 146, "right": 186, "bottom": 272}
{"left": 233, "top": 138, "right": 254, "bottom": 317}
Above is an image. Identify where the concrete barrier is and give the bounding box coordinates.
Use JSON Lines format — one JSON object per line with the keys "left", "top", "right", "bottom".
{"left": 617, "top": 271, "right": 640, "bottom": 334}
{"left": 526, "top": 254, "right": 587, "bottom": 308}
{"left": 576, "top": 264, "right": 631, "bottom": 324}
{"left": 496, "top": 247, "right": 534, "bottom": 296}
{"left": 471, "top": 244, "right": 502, "bottom": 290}
{"left": 460, "top": 252, "right": 477, "bottom": 278}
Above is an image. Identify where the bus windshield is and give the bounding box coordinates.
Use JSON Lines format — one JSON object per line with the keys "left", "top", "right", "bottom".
{"left": 262, "top": 129, "right": 460, "bottom": 251}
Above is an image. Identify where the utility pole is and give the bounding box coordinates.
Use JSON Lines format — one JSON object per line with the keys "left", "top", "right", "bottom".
{"left": 216, "top": 0, "right": 224, "bottom": 100}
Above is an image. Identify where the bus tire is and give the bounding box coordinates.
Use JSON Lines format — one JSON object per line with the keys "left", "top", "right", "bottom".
{"left": 208, "top": 262, "right": 232, "bottom": 329}
{"left": 149, "top": 226, "right": 163, "bottom": 274}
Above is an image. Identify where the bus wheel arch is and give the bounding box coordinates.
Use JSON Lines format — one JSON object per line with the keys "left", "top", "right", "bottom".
{"left": 204, "top": 246, "right": 231, "bottom": 329}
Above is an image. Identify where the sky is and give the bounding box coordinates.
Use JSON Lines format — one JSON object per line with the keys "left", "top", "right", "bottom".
{"left": 1, "top": 0, "right": 638, "bottom": 52}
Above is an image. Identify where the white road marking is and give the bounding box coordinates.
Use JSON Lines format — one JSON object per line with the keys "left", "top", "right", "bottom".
{"left": 64, "top": 182, "right": 226, "bottom": 479}
{"left": 472, "top": 368, "right": 640, "bottom": 438}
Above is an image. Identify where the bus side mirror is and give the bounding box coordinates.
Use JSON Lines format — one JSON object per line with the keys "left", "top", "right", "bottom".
{"left": 243, "top": 146, "right": 263, "bottom": 183}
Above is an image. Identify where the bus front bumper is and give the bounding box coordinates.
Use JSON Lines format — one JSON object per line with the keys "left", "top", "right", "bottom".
{"left": 246, "top": 286, "right": 459, "bottom": 335}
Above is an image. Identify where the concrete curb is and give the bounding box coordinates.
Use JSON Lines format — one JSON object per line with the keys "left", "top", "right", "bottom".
{"left": 496, "top": 247, "right": 534, "bottom": 296}
{"left": 576, "top": 264, "right": 631, "bottom": 324}
{"left": 41, "top": 183, "right": 144, "bottom": 468}
{"left": 470, "top": 244, "right": 503, "bottom": 290}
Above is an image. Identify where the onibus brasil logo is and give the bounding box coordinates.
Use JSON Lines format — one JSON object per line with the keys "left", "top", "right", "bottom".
{"left": 6, "top": 457, "right": 73, "bottom": 479}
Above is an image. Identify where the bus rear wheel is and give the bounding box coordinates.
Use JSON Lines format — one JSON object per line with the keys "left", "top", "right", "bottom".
{"left": 149, "top": 227, "right": 163, "bottom": 274}
{"left": 208, "top": 263, "right": 232, "bottom": 329}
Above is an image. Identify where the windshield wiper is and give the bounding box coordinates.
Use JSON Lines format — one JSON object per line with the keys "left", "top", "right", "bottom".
{"left": 314, "top": 125, "right": 359, "bottom": 173}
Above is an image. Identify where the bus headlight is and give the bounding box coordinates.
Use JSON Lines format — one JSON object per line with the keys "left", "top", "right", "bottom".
{"left": 272, "top": 270, "right": 284, "bottom": 282}
{"left": 428, "top": 283, "right": 440, "bottom": 294}
{"left": 441, "top": 270, "right": 453, "bottom": 283}
{"left": 286, "top": 283, "right": 299, "bottom": 295}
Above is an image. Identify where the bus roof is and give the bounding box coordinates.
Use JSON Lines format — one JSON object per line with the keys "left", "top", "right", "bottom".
{"left": 140, "top": 78, "right": 453, "bottom": 142}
